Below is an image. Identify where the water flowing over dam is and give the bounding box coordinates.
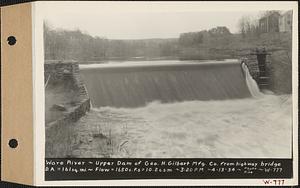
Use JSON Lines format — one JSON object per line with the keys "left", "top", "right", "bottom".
{"left": 80, "top": 60, "right": 253, "bottom": 108}
{"left": 73, "top": 60, "right": 291, "bottom": 158}
{"left": 241, "top": 62, "right": 263, "bottom": 98}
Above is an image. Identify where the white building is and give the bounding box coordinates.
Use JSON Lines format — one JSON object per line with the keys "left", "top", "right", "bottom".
{"left": 279, "top": 10, "right": 293, "bottom": 32}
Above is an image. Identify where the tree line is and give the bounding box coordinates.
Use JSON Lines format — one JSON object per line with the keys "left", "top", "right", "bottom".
{"left": 44, "top": 23, "right": 179, "bottom": 62}
{"left": 44, "top": 10, "right": 289, "bottom": 62}
{"left": 44, "top": 23, "right": 236, "bottom": 62}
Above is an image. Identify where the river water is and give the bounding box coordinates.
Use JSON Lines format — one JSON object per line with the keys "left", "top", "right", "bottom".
{"left": 72, "top": 60, "right": 292, "bottom": 158}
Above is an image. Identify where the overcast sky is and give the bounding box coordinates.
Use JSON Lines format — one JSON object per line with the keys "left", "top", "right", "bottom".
{"left": 40, "top": 1, "right": 287, "bottom": 39}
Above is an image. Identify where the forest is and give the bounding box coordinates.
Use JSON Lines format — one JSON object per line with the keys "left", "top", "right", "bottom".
{"left": 44, "top": 10, "right": 292, "bottom": 94}
{"left": 44, "top": 24, "right": 249, "bottom": 62}
{"left": 44, "top": 10, "right": 291, "bottom": 63}
{"left": 44, "top": 23, "right": 179, "bottom": 62}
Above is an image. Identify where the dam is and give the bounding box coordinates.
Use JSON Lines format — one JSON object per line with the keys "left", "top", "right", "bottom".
{"left": 79, "top": 60, "right": 252, "bottom": 108}
{"left": 49, "top": 59, "right": 292, "bottom": 158}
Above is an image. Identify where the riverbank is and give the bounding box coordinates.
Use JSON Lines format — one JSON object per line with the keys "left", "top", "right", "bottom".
{"left": 45, "top": 62, "right": 91, "bottom": 157}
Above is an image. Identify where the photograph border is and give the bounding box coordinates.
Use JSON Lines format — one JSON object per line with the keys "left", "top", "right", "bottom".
{"left": 33, "top": 1, "right": 298, "bottom": 186}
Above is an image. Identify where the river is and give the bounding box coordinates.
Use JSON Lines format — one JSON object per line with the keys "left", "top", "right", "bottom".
{"left": 69, "top": 60, "right": 292, "bottom": 158}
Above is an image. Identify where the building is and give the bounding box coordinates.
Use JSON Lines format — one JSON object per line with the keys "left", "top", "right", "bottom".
{"left": 279, "top": 10, "right": 293, "bottom": 32}
{"left": 259, "top": 11, "right": 280, "bottom": 33}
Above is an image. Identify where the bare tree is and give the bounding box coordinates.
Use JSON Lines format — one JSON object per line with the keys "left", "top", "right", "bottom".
{"left": 238, "top": 16, "right": 249, "bottom": 38}
{"left": 238, "top": 15, "right": 259, "bottom": 38}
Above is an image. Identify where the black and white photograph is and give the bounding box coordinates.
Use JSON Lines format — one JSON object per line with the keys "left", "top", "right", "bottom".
{"left": 0, "top": 1, "right": 297, "bottom": 186}
{"left": 43, "top": 2, "right": 294, "bottom": 160}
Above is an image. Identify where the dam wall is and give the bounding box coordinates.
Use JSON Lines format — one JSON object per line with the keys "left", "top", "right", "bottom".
{"left": 80, "top": 61, "right": 252, "bottom": 108}
{"left": 45, "top": 60, "right": 261, "bottom": 157}
{"left": 45, "top": 61, "right": 91, "bottom": 157}
{"left": 44, "top": 61, "right": 89, "bottom": 98}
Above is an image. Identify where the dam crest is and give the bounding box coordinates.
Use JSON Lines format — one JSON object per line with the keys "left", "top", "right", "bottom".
{"left": 79, "top": 60, "right": 259, "bottom": 108}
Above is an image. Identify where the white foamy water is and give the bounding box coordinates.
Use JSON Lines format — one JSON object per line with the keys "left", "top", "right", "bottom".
{"left": 77, "top": 94, "right": 292, "bottom": 158}
{"left": 242, "top": 63, "right": 263, "bottom": 98}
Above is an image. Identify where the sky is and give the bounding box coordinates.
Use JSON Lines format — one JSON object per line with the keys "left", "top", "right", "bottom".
{"left": 39, "top": 1, "right": 288, "bottom": 39}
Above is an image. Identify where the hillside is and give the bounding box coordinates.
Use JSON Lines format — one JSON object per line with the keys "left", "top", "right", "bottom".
{"left": 44, "top": 25, "right": 292, "bottom": 94}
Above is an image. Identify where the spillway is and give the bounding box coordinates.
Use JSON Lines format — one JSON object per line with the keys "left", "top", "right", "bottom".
{"left": 79, "top": 60, "right": 252, "bottom": 108}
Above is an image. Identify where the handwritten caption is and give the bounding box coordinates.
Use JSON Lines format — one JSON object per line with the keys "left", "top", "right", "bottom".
{"left": 46, "top": 159, "right": 283, "bottom": 174}
{"left": 45, "top": 158, "right": 292, "bottom": 181}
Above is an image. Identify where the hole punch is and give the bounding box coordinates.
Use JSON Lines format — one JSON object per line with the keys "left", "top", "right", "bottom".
{"left": 8, "top": 139, "right": 18, "bottom": 149}
{"left": 7, "top": 36, "right": 17, "bottom": 45}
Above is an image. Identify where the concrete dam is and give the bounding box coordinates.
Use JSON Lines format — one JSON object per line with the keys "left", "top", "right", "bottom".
{"left": 79, "top": 60, "right": 254, "bottom": 108}
{"left": 49, "top": 60, "right": 291, "bottom": 158}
